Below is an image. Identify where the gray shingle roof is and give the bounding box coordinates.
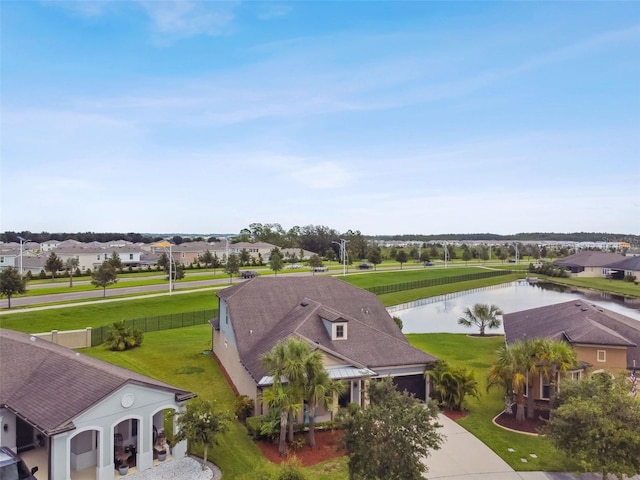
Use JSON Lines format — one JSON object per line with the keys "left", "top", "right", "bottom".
{"left": 553, "top": 251, "right": 625, "bottom": 268}
{"left": 503, "top": 301, "right": 640, "bottom": 369}
{"left": 0, "top": 329, "right": 195, "bottom": 435}
{"left": 217, "top": 277, "right": 438, "bottom": 382}
{"left": 604, "top": 256, "right": 640, "bottom": 271}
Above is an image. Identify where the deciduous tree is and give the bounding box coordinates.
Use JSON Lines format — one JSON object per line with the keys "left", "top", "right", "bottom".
{"left": 543, "top": 373, "right": 640, "bottom": 480}
{"left": 45, "top": 252, "right": 64, "bottom": 281}
{"left": 395, "top": 250, "right": 408, "bottom": 269}
{"left": 0, "top": 267, "right": 27, "bottom": 309}
{"left": 172, "top": 399, "right": 231, "bottom": 470}
{"left": 340, "top": 377, "right": 443, "bottom": 480}
{"left": 269, "top": 248, "right": 283, "bottom": 276}
{"left": 224, "top": 254, "right": 240, "bottom": 282}
{"left": 91, "top": 261, "right": 118, "bottom": 297}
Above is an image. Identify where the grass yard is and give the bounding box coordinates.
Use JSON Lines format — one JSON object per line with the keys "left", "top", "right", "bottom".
{"left": 545, "top": 276, "right": 640, "bottom": 298}
{"left": 83, "top": 325, "right": 267, "bottom": 477}
{"left": 0, "top": 290, "right": 219, "bottom": 333}
{"left": 407, "top": 333, "right": 580, "bottom": 472}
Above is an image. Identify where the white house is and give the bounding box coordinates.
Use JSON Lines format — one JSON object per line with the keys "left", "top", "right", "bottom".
{"left": 0, "top": 329, "right": 196, "bottom": 480}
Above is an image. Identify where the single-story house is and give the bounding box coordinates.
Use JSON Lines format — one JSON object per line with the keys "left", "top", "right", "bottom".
{"left": 0, "top": 329, "right": 196, "bottom": 480}
{"left": 211, "top": 276, "right": 438, "bottom": 421}
{"left": 503, "top": 301, "right": 640, "bottom": 405}
{"left": 603, "top": 256, "right": 640, "bottom": 280}
{"left": 553, "top": 251, "right": 626, "bottom": 277}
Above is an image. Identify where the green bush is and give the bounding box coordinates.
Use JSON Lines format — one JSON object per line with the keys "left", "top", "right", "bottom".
{"left": 623, "top": 274, "right": 637, "bottom": 283}
{"left": 104, "top": 321, "right": 144, "bottom": 351}
{"left": 246, "top": 415, "right": 267, "bottom": 439}
{"left": 235, "top": 395, "right": 254, "bottom": 423}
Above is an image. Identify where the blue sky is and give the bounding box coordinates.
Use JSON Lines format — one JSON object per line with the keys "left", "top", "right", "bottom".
{"left": 2, "top": 1, "right": 638, "bottom": 236}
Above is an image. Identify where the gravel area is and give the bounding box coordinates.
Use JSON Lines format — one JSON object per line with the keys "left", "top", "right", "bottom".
{"left": 124, "top": 457, "right": 216, "bottom": 480}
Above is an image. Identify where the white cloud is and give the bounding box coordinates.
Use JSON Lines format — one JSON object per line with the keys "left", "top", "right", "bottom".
{"left": 138, "top": 0, "right": 238, "bottom": 38}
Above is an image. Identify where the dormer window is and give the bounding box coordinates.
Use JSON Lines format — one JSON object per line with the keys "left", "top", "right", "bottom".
{"left": 333, "top": 322, "right": 347, "bottom": 340}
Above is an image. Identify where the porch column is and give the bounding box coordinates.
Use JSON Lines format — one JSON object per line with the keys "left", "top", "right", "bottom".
{"left": 50, "top": 433, "right": 70, "bottom": 480}
{"left": 138, "top": 416, "right": 153, "bottom": 471}
{"left": 172, "top": 405, "right": 188, "bottom": 458}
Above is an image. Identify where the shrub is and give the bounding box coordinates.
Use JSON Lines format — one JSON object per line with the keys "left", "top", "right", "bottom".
{"left": 235, "top": 395, "right": 254, "bottom": 423}
{"left": 623, "top": 274, "right": 637, "bottom": 283}
{"left": 39, "top": 270, "right": 47, "bottom": 279}
{"left": 104, "top": 321, "right": 144, "bottom": 351}
{"left": 277, "top": 458, "right": 307, "bottom": 480}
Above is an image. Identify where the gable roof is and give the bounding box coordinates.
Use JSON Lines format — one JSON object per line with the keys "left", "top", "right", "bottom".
{"left": 0, "top": 329, "right": 195, "bottom": 436}
{"left": 217, "top": 277, "right": 438, "bottom": 382}
{"left": 553, "top": 251, "right": 625, "bottom": 268}
{"left": 503, "top": 301, "right": 640, "bottom": 369}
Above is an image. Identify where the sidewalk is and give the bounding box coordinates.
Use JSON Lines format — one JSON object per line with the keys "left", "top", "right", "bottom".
{"left": 423, "top": 414, "right": 640, "bottom": 480}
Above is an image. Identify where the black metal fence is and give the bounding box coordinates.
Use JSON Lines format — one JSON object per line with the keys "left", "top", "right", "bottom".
{"left": 91, "top": 309, "right": 218, "bottom": 346}
{"left": 366, "top": 270, "right": 513, "bottom": 295}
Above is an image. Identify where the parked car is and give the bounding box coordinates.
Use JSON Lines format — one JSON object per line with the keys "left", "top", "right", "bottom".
{"left": 358, "top": 263, "right": 372, "bottom": 270}
{"left": 424, "top": 261, "right": 434, "bottom": 266}
{"left": 0, "top": 447, "right": 38, "bottom": 480}
{"left": 241, "top": 270, "right": 258, "bottom": 279}
{"left": 312, "top": 266, "right": 328, "bottom": 272}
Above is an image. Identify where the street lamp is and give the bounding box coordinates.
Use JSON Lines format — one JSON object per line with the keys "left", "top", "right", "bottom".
{"left": 332, "top": 239, "right": 349, "bottom": 276}
{"left": 17, "top": 236, "right": 30, "bottom": 276}
{"left": 154, "top": 240, "right": 175, "bottom": 295}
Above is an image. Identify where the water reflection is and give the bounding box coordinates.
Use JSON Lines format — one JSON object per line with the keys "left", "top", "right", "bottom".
{"left": 391, "top": 281, "right": 640, "bottom": 334}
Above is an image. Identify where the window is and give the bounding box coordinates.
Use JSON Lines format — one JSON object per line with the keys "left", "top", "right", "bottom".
{"left": 129, "top": 254, "right": 133, "bottom": 260}
{"left": 541, "top": 375, "right": 551, "bottom": 400}
{"left": 597, "top": 350, "right": 606, "bottom": 362}
{"left": 97, "top": 255, "right": 101, "bottom": 260}
{"left": 569, "top": 370, "right": 581, "bottom": 381}
{"left": 336, "top": 325, "right": 344, "bottom": 338}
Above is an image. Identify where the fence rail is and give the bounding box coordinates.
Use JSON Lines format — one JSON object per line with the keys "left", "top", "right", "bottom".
{"left": 366, "top": 270, "right": 513, "bottom": 296}
{"left": 91, "top": 309, "right": 218, "bottom": 346}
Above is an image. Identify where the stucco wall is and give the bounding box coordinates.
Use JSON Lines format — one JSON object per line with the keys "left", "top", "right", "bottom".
{"left": 574, "top": 344, "right": 628, "bottom": 371}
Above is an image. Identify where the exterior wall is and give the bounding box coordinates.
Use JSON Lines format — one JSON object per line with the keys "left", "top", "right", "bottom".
{"left": 213, "top": 328, "right": 258, "bottom": 402}
{"left": 0, "top": 409, "right": 17, "bottom": 450}
{"left": 45, "top": 383, "right": 190, "bottom": 480}
{"left": 0, "top": 253, "right": 17, "bottom": 270}
{"left": 573, "top": 266, "right": 604, "bottom": 277}
{"left": 32, "top": 328, "right": 93, "bottom": 349}
{"left": 574, "top": 344, "right": 628, "bottom": 372}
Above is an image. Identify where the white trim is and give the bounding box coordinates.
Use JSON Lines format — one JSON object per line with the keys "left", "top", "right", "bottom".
{"left": 597, "top": 350, "right": 606, "bottom": 362}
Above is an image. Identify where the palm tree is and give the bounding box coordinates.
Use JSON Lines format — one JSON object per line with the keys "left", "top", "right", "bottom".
{"left": 262, "top": 338, "right": 309, "bottom": 444}
{"left": 487, "top": 340, "right": 539, "bottom": 423}
{"left": 262, "top": 380, "right": 301, "bottom": 456}
{"left": 65, "top": 257, "right": 79, "bottom": 288}
{"left": 536, "top": 339, "right": 578, "bottom": 402}
{"left": 458, "top": 303, "right": 502, "bottom": 336}
{"left": 429, "top": 361, "right": 480, "bottom": 411}
{"left": 303, "top": 350, "right": 345, "bottom": 448}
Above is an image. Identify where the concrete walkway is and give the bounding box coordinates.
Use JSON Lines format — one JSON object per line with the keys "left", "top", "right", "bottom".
{"left": 425, "top": 414, "right": 640, "bottom": 480}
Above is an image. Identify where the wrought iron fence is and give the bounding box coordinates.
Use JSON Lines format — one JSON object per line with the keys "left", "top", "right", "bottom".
{"left": 91, "top": 309, "right": 218, "bottom": 346}
{"left": 366, "top": 270, "right": 513, "bottom": 295}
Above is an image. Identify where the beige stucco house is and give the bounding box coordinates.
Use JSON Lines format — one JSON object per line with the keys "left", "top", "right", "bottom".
{"left": 211, "top": 276, "right": 438, "bottom": 422}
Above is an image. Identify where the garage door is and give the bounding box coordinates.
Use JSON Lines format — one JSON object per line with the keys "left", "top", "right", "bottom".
{"left": 392, "top": 374, "right": 426, "bottom": 401}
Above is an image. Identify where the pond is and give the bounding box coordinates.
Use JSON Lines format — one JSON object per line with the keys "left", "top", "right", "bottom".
{"left": 390, "top": 280, "right": 640, "bottom": 334}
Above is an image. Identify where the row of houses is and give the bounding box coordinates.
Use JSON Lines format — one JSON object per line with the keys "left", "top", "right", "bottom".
{"left": 2, "top": 273, "right": 639, "bottom": 479}
{"left": 0, "top": 239, "right": 316, "bottom": 275}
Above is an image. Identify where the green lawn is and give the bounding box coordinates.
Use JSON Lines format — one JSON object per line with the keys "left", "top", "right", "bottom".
{"left": 407, "top": 334, "right": 580, "bottom": 472}
{"left": 83, "top": 325, "right": 267, "bottom": 477}
{"left": 0, "top": 290, "right": 219, "bottom": 333}
{"left": 545, "top": 276, "right": 640, "bottom": 298}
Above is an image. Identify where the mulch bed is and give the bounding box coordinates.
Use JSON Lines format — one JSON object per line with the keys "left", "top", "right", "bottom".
{"left": 493, "top": 411, "right": 548, "bottom": 434}
{"left": 256, "top": 430, "right": 345, "bottom": 466}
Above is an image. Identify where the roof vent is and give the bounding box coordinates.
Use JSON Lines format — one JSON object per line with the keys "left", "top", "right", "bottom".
{"left": 249, "top": 329, "right": 253, "bottom": 335}
{"left": 300, "top": 301, "right": 309, "bottom": 307}
{"left": 574, "top": 303, "right": 582, "bottom": 306}
{"left": 581, "top": 308, "right": 588, "bottom": 312}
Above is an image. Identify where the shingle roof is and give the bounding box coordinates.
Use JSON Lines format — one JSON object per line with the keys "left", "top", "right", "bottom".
{"left": 604, "top": 256, "right": 640, "bottom": 271}
{"left": 553, "top": 251, "right": 625, "bottom": 268}
{"left": 503, "top": 301, "right": 640, "bottom": 369}
{"left": 217, "top": 277, "right": 438, "bottom": 382}
{"left": 0, "top": 329, "right": 195, "bottom": 435}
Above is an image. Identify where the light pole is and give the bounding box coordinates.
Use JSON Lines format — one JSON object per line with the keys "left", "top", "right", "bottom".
{"left": 443, "top": 241, "right": 448, "bottom": 269}
{"left": 168, "top": 242, "right": 173, "bottom": 295}
{"left": 17, "top": 236, "right": 30, "bottom": 276}
{"left": 332, "top": 239, "right": 349, "bottom": 276}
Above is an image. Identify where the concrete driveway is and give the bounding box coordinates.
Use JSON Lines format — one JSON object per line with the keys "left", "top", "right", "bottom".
{"left": 424, "top": 414, "right": 640, "bottom": 480}
{"left": 424, "top": 414, "right": 546, "bottom": 480}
